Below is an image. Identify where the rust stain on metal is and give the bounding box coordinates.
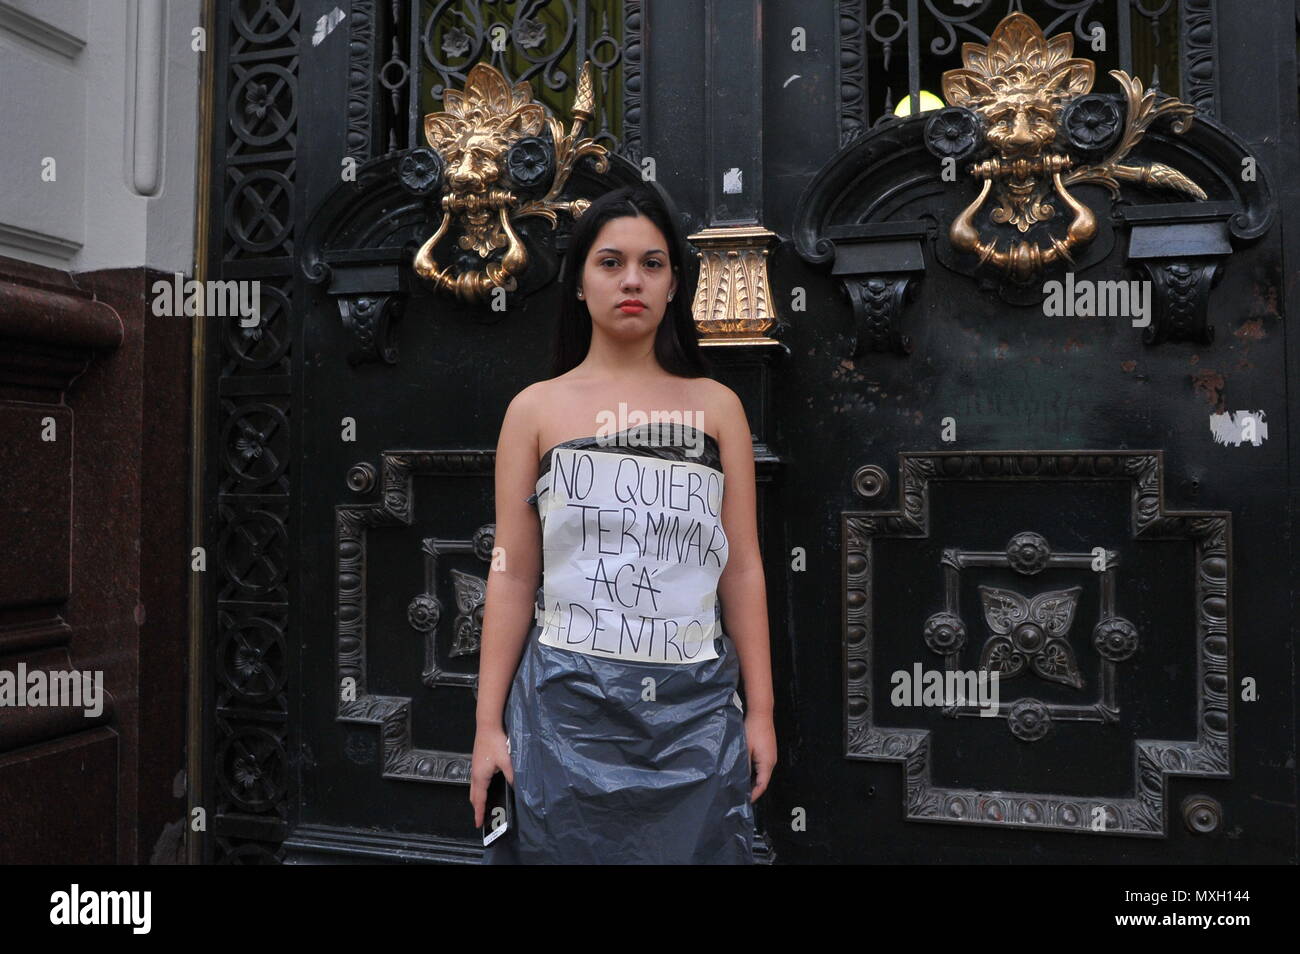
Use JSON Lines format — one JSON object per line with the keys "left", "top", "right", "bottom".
{"left": 832, "top": 357, "right": 868, "bottom": 383}
{"left": 1251, "top": 280, "right": 1279, "bottom": 317}
{"left": 1234, "top": 318, "right": 1266, "bottom": 340}
{"left": 1120, "top": 360, "right": 1137, "bottom": 372}
{"left": 1190, "top": 369, "right": 1226, "bottom": 410}
{"left": 1232, "top": 318, "right": 1263, "bottom": 371}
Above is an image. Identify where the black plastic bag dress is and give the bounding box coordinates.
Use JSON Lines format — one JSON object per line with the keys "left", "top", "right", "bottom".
{"left": 483, "top": 425, "right": 755, "bottom": 864}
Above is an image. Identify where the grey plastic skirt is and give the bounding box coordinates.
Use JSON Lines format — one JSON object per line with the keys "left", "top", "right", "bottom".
{"left": 483, "top": 622, "right": 755, "bottom": 864}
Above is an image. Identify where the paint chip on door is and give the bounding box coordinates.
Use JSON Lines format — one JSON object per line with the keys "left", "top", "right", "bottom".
{"left": 1209, "top": 410, "right": 1268, "bottom": 446}
{"left": 312, "top": 7, "right": 346, "bottom": 46}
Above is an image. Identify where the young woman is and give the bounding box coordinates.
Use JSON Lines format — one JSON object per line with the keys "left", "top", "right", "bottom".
{"left": 470, "top": 184, "right": 776, "bottom": 864}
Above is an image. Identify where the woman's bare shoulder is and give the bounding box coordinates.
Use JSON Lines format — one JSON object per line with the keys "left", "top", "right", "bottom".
{"left": 507, "top": 377, "right": 569, "bottom": 421}
{"left": 500, "top": 379, "right": 572, "bottom": 459}
{"left": 689, "top": 378, "right": 753, "bottom": 467}
{"left": 692, "top": 377, "right": 743, "bottom": 428}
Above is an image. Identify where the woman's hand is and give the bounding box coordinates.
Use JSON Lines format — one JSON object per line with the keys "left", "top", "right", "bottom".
{"left": 469, "top": 726, "right": 515, "bottom": 829}
{"left": 744, "top": 711, "right": 777, "bottom": 803}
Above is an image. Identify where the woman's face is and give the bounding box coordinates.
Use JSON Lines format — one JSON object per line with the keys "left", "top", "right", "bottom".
{"left": 578, "top": 214, "right": 678, "bottom": 341}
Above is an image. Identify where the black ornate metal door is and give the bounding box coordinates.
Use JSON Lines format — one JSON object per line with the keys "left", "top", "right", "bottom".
{"left": 198, "top": 0, "right": 1297, "bottom": 864}
{"left": 771, "top": 0, "right": 1295, "bottom": 862}
{"left": 201, "top": 0, "right": 666, "bottom": 863}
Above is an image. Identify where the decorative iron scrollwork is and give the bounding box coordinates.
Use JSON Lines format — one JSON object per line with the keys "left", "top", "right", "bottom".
{"left": 1008, "top": 699, "right": 1051, "bottom": 742}
{"left": 978, "top": 584, "right": 1085, "bottom": 690}
{"left": 852, "top": 463, "right": 890, "bottom": 500}
{"left": 1133, "top": 258, "right": 1222, "bottom": 346}
{"left": 406, "top": 537, "right": 490, "bottom": 669}
{"left": 398, "top": 148, "right": 443, "bottom": 195}
{"left": 335, "top": 449, "right": 496, "bottom": 786}
{"left": 844, "top": 454, "right": 1230, "bottom": 834}
{"left": 411, "top": 61, "right": 609, "bottom": 304}
{"left": 844, "top": 275, "right": 915, "bottom": 356}
{"left": 922, "top": 533, "right": 1136, "bottom": 740}
{"left": 802, "top": 9, "right": 1272, "bottom": 357}
{"left": 337, "top": 293, "right": 403, "bottom": 366}
{"left": 1181, "top": 795, "right": 1222, "bottom": 835}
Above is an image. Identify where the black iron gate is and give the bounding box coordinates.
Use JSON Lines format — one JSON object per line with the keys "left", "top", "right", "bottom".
{"left": 198, "top": 0, "right": 1298, "bottom": 863}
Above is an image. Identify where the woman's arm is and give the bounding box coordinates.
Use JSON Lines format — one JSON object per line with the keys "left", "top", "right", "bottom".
{"left": 709, "top": 382, "right": 777, "bottom": 800}
{"left": 475, "top": 385, "right": 545, "bottom": 733}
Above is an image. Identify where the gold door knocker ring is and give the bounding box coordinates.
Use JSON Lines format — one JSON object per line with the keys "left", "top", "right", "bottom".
{"left": 950, "top": 154, "right": 1098, "bottom": 283}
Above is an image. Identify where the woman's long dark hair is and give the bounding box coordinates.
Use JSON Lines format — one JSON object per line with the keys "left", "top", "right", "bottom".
{"left": 551, "top": 183, "right": 713, "bottom": 379}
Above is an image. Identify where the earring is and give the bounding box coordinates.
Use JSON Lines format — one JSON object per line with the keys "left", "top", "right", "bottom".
{"left": 577, "top": 291, "right": 584, "bottom": 299}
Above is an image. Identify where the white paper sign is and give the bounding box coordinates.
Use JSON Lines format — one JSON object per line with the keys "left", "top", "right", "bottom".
{"left": 535, "top": 446, "right": 729, "bottom": 663}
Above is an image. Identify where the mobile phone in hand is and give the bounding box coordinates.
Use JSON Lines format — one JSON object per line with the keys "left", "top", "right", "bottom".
{"left": 481, "top": 770, "right": 513, "bottom": 846}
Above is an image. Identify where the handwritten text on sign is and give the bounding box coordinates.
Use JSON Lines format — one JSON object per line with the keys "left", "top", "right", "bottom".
{"left": 536, "top": 446, "right": 729, "bottom": 663}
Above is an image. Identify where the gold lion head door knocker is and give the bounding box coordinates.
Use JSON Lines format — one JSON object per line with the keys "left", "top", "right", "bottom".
{"left": 410, "top": 61, "right": 609, "bottom": 305}
{"left": 925, "top": 12, "right": 1206, "bottom": 284}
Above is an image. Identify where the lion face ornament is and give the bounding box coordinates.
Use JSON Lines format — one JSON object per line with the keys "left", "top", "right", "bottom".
{"left": 928, "top": 12, "right": 1205, "bottom": 284}
{"left": 412, "top": 61, "right": 608, "bottom": 304}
